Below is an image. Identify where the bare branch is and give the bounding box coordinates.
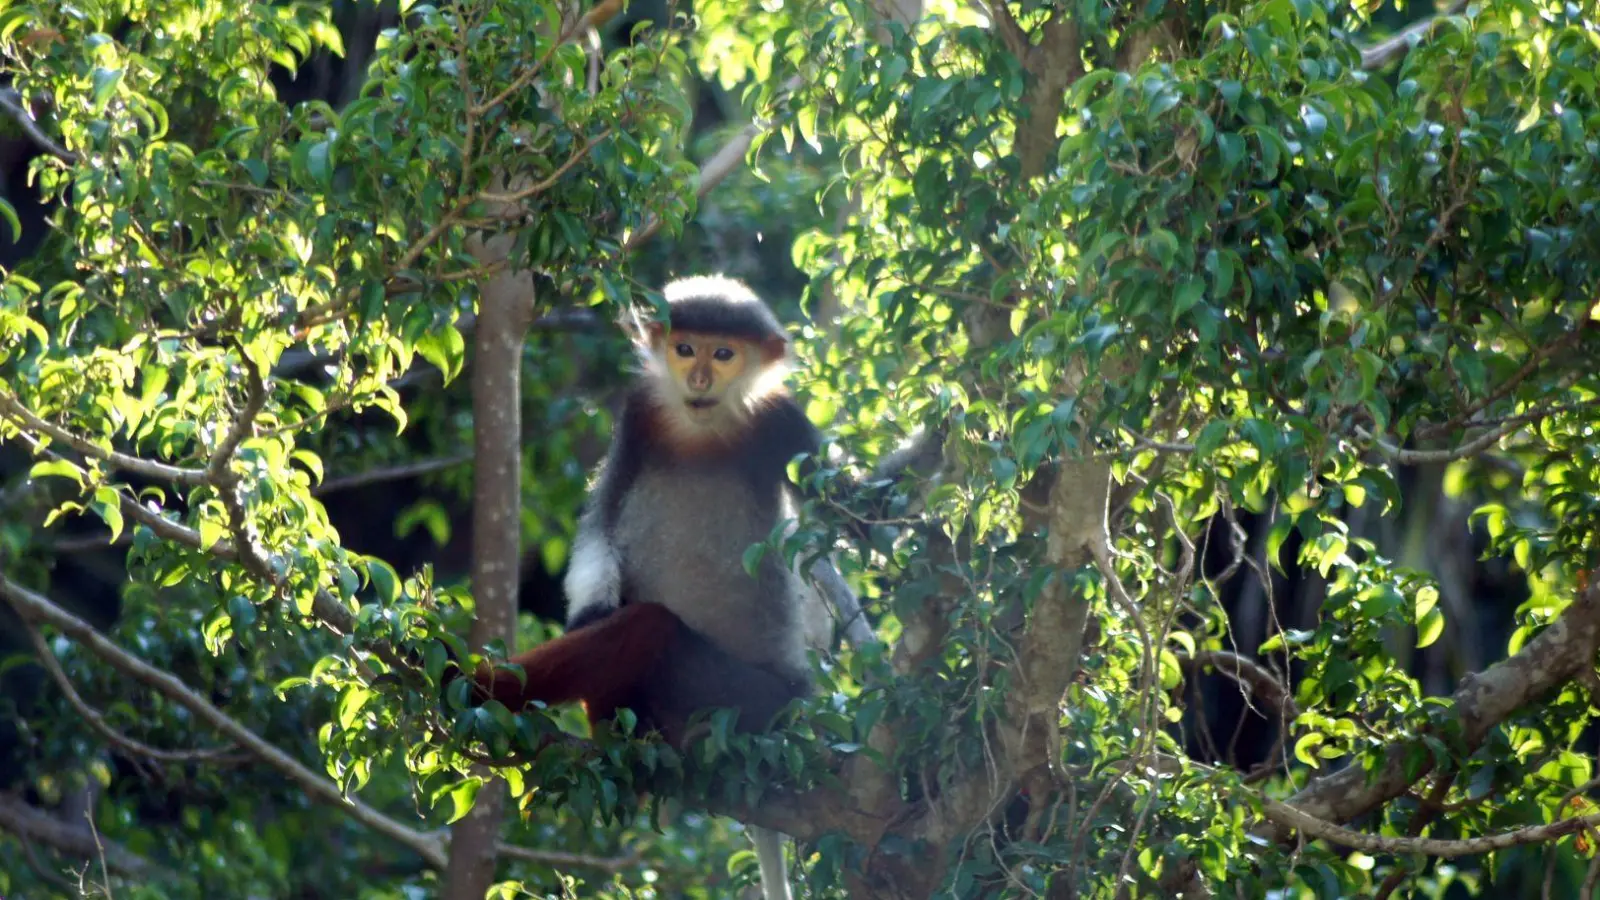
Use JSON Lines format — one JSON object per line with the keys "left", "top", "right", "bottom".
{"left": 1257, "top": 792, "right": 1600, "bottom": 857}
{"left": 0, "top": 574, "right": 451, "bottom": 868}
{"left": 496, "top": 842, "right": 643, "bottom": 871}
{"left": 808, "top": 557, "right": 877, "bottom": 648}
{"left": 20, "top": 616, "right": 241, "bottom": 765}
{"left": 1356, "top": 420, "right": 1523, "bottom": 465}
{"left": 315, "top": 454, "right": 474, "bottom": 495}
{"left": 1180, "top": 650, "right": 1298, "bottom": 720}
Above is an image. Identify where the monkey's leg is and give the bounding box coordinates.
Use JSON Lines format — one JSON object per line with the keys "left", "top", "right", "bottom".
{"left": 635, "top": 624, "right": 810, "bottom": 746}
{"left": 630, "top": 625, "right": 808, "bottom": 900}
{"left": 470, "top": 602, "right": 682, "bottom": 715}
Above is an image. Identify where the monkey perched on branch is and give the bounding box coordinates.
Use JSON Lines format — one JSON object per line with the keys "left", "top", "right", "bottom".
{"left": 469, "top": 276, "right": 836, "bottom": 737}
{"left": 454, "top": 275, "right": 856, "bottom": 900}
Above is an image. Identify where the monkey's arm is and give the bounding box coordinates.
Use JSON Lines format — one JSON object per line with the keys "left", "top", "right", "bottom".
{"left": 563, "top": 391, "right": 655, "bottom": 629}
{"left": 564, "top": 501, "right": 622, "bottom": 630}
{"left": 765, "top": 400, "right": 943, "bottom": 547}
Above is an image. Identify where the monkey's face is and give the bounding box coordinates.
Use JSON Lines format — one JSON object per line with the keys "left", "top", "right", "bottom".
{"left": 657, "top": 331, "right": 757, "bottom": 417}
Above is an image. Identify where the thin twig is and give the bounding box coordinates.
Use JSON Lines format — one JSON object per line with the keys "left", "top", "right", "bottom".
{"left": 85, "top": 805, "right": 113, "bottom": 899}
{"left": 315, "top": 454, "right": 474, "bottom": 495}
{"left": 479, "top": 127, "right": 617, "bottom": 204}
{"left": 0, "top": 88, "right": 78, "bottom": 163}
{"left": 0, "top": 390, "right": 209, "bottom": 486}
{"left": 0, "top": 573, "right": 452, "bottom": 868}
{"left": 1358, "top": 0, "right": 1469, "bottom": 71}
{"left": 21, "top": 617, "right": 242, "bottom": 764}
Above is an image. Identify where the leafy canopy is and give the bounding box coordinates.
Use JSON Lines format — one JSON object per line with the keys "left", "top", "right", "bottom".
{"left": 3, "top": 0, "right": 1600, "bottom": 897}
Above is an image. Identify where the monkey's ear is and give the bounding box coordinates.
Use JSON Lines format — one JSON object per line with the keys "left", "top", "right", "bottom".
{"left": 760, "top": 336, "right": 788, "bottom": 363}
{"left": 640, "top": 321, "right": 666, "bottom": 349}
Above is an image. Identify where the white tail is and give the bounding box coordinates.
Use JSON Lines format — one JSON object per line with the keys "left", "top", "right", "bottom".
{"left": 749, "top": 825, "right": 795, "bottom": 900}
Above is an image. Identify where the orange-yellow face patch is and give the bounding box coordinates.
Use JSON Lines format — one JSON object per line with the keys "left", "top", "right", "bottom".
{"left": 659, "top": 331, "right": 756, "bottom": 399}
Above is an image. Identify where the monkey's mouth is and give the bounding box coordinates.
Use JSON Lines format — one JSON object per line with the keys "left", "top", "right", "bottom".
{"left": 686, "top": 398, "right": 719, "bottom": 410}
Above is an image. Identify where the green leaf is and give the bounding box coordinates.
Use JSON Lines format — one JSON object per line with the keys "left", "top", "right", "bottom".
{"left": 198, "top": 517, "right": 228, "bottom": 552}
{"left": 742, "top": 542, "right": 767, "bottom": 578}
{"left": 367, "top": 559, "right": 402, "bottom": 604}
{"left": 416, "top": 324, "right": 466, "bottom": 385}
{"left": 28, "top": 459, "right": 86, "bottom": 488}
{"left": 1146, "top": 228, "right": 1180, "bottom": 270}
{"left": 1193, "top": 420, "right": 1230, "bottom": 457}
{"left": 1416, "top": 606, "right": 1445, "bottom": 649}
{"left": 1294, "top": 732, "right": 1324, "bottom": 769}
{"left": 0, "top": 197, "right": 19, "bottom": 243}
{"left": 91, "top": 67, "right": 123, "bottom": 112}
{"left": 1265, "top": 515, "right": 1294, "bottom": 574}
{"left": 443, "top": 777, "right": 483, "bottom": 824}
{"left": 92, "top": 486, "right": 125, "bottom": 544}
{"left": 338, "top": 686, "right": 373, "bottom": 730}
{"left": 1172, "top": 275, "right": 1205, "bottom": 322}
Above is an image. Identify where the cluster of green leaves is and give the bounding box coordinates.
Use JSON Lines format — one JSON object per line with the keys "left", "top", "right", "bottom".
{"left": 746, "top": 0, "right": 1600, "bottom": 894}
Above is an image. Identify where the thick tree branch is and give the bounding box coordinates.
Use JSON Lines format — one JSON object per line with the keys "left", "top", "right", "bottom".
{"left": 1014, "top": 15, "right": 1084, "bottom": 180}
{"left": 442, "top": 174, "right": 540, "bottom": 900}
{"left": 0, "top": 88, "right": 78, "bottom": 164}
{"left": 0, "top": 794, "right": 159, "bottom": 879}
{"left": 1264, "top": 575, "right": 1600, "bottom": 841}
{"left": 808, "top": 557, "right": 877, "bottom": 648}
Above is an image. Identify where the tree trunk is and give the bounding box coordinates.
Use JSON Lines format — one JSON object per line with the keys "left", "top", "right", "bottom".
{"left": 440, "top": 258, "right": 536, "bottom": 900}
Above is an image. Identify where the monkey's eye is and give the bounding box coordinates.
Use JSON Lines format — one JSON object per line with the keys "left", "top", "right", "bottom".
{"left": 674, "top": 343, "right": 695, "bottom": 358}
{"left": 712, "top": 347, "right": 736, "bottom": 362}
